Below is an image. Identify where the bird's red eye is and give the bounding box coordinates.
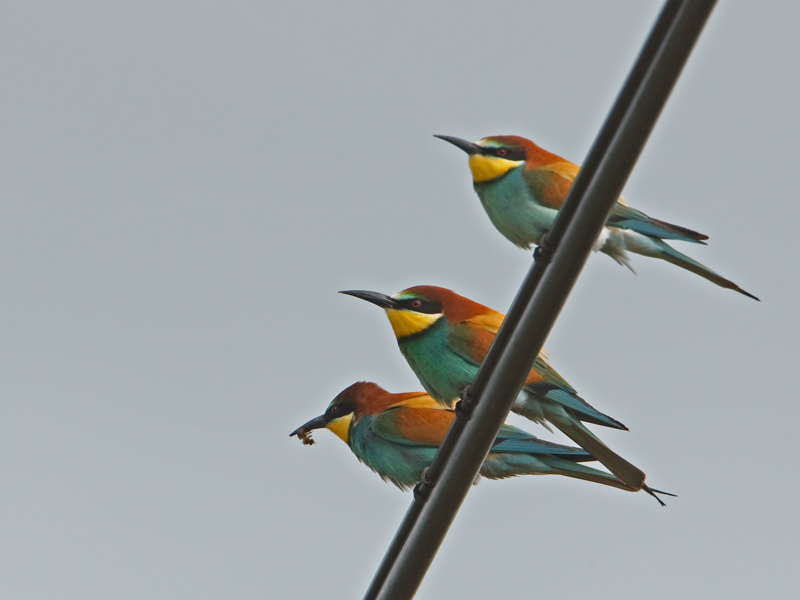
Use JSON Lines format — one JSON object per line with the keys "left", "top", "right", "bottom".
{"left": 410, "top": 300, "right": 422, "bottom": 309}
{"left": 497, "top": 149, "right": 507, "bottom": 157}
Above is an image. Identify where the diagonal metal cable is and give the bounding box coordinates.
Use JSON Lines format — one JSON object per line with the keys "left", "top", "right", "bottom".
{"left": 363, "top": 1, "right": 717, "bottom": 598}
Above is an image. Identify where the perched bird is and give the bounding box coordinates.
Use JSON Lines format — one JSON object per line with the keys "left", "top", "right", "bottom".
{"left": 290, "top": 381, "right": 670, "bottom": 504}
{"left": 340, "top": 285, "right": 652, "bottom": 492}
{"left": 435, "top": 134, "right": 758, "bottom": 300}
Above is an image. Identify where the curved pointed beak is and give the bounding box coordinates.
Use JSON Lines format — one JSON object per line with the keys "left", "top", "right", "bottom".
{"left": 434, "top": 135, "right": 480, "bottom": 155}
{"left": 290, "top": 414, "right": 329, "bottom": 438}
{"left": 339, "top": 290, "right": 399, "bottom": 309}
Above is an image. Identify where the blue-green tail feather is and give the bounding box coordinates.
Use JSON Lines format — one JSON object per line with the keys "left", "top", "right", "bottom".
{"left": 651, "top": 238, "right": 759, "bottom": 300}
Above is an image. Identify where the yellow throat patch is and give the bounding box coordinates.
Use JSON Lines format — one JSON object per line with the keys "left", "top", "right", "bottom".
{"left": 384, "top": 309, "right": 442, "bottom": 339}
{"left": 468, "top": 154, "right": 524, "bottom": 183}
{"left": 326, "top": 413, "right": 353, "bottom": 444}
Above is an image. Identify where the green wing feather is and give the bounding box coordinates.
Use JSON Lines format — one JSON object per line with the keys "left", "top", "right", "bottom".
{"left": 606, "top": 203, "right": 708, "bottom": 243}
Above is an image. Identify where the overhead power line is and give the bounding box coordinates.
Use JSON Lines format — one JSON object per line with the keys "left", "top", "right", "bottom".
{"left": 363, "top": 1, "right": 718, "bottom": 598}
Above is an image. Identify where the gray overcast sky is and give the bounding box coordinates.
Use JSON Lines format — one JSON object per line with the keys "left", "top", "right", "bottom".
{"left": 2, "top": 1, "right": 798, "bottom": 598}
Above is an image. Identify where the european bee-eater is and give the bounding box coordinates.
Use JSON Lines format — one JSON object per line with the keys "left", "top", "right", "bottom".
{"left": 290, "top": 382, "right": 671, "bottom": 504}
{"left": 435, "top": 134, "right": 758, "bottom": 300}
{"left": 340, "top": 285, "right": 650, "bottom": 491}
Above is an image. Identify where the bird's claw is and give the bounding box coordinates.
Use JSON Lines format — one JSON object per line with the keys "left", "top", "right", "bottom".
{"left": 455, "top": 386, "right": 476, "bottom": 421}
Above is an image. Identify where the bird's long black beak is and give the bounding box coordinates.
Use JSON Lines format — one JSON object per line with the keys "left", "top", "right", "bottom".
{"left": 434, "top": 135, "right": 480, "bottom": 155}
{"left": 339, "top": 290, "right": 399, "bottom": 309}
{"left": 290, "top": 414, "right": 329, "bottom": 438}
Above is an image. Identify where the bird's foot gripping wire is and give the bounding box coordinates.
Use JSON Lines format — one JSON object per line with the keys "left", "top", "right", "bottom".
{"left": 413, "top": 467, "right": 435, "bottom": 502}
{"left": 533, "top": 234, "right": 555, "bottom": 264}
{"left": 455, "top": 385, "right": 477, "bottom": 422}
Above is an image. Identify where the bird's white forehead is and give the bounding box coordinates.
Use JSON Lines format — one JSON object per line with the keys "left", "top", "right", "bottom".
{"left": 476, "top": 138, "right": 507, "bottom": 149}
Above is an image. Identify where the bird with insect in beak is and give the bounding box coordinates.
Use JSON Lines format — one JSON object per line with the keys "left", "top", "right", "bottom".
{"left": 340, "top": 285, "right": 656, "bottom": 493}
{"left": 435, "top": 134, "right": 757, "bottom": 300}
{"left": 290, "top": 381, "right": 672, "bottom": 505}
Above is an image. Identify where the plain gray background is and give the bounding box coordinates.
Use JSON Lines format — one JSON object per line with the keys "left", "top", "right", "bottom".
{"left": 2, "top": 1, "right": 798, "bottom": 598}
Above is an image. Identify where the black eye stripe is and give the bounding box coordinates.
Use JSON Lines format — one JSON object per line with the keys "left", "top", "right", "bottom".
{"left": 327, "top": 401, "right": 355, "bottom": 420}
{"left": 399, "top": 299, "right": 443, "bottom": 314}
{"left": 482, "top": 147, "right": 526, "bottom": 161}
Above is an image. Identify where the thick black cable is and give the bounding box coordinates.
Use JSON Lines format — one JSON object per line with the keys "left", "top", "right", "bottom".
{"left": 363, "top": 2, "right": 717, "bottom": 598}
